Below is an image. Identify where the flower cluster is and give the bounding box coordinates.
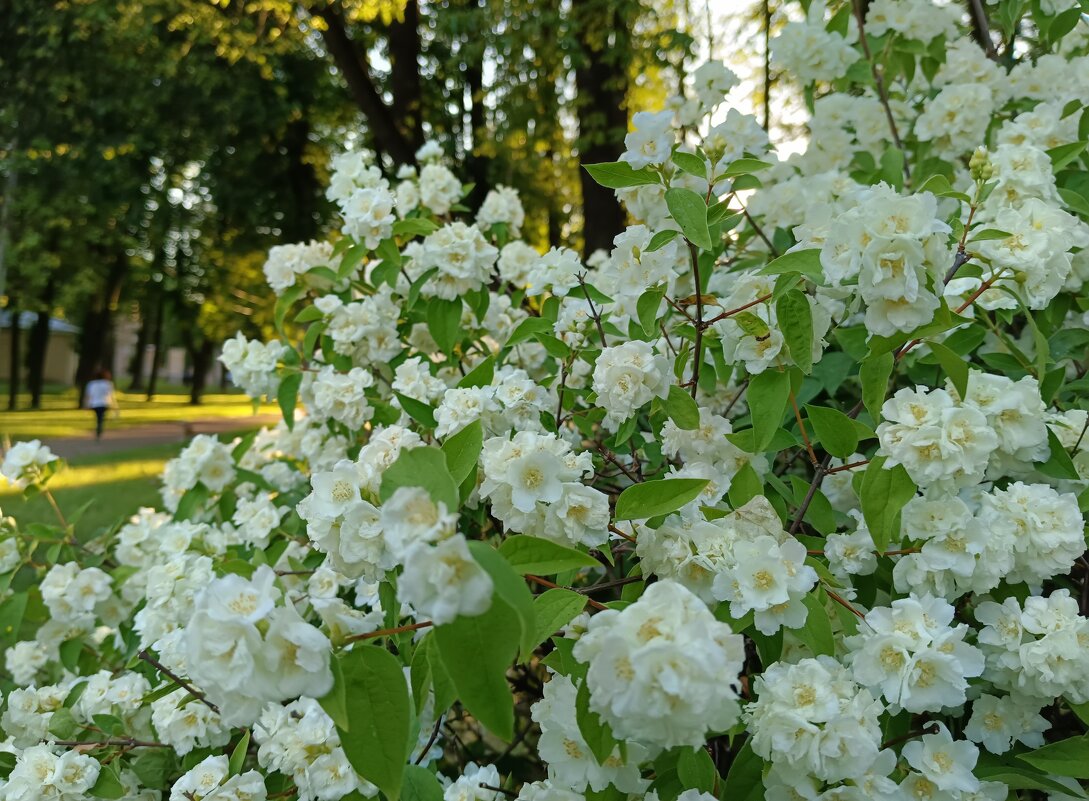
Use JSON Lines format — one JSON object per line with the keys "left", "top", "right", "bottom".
{"left": 2, "top": 5, "right": 1089, "bottom": 800}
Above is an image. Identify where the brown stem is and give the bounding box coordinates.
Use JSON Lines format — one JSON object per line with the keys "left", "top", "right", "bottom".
{"left": 851, "top": 0, "right": 910, "bottom": 182}
{"left": 688, "top": 244, "right": 705, "bottom": 398}
{"left": 344, "top": 621, "right": 434, "bottom": 643}
{"left": 138, "top": 650, "right": 219, "bottom": 713}
{"left": 526, "top": 575, "right": 608, "bottom": 611}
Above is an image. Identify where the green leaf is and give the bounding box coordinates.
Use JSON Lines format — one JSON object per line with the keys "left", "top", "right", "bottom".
{"left": 637, "top": 285, "right": 667, "bottom": 336}
{"left": 228, "top": 730, "right": 251, "bottom": 776}
{"left": 273, "top": 370, "right": 300, "bottom": 430}
{"left": 646, "top": 230, "right": 681, "bottom": 253}
{"left": 441, "top": 419, "right": 483, "bottom": 486}
{"left": 672, "top": 151, "right": 708, "bottom": 179}
{"left": 401, "top": 765, "right": 445, "bottom": 801}
{"left": 47, "top": 707, "right": 79, "bottom": 740}
{"left": 926, "top": 342, "right": 969, "bottom": 399}
{"left": 458, "top": 355, "right": 495, "bottom": 388}
{"left": 532, "top": 588, "right": 587, "bottom": 646}
{"left": 379, "top": 447, "right": 460, "bottom": 512}
{"left": 393, "top": 218, "right": 439, "bottom": 238}
{"left": 917, "top": 174, "right": 971, "bottom": 203}
{"left": 967, "top": 228, "right": 1013, "bottom": 242}
{"left": 90, "top": 763, "right": 125, "bottom": 799}
{"left": 734, "top": 311, "right": 770, "bottom": 338}
{"left": 1047, "top": 140, "right": 1087, "bottom": 171}
{"left": 1037, "top": 428, "right": 1081, "bottom": 481}
{"left": 722, "top": 740, "right": 766, "bottom": 801}
{"left": 395, "top": 392, "right": 438, "bottom": 429}
{"left": 776, "top": 290, "right": 814, "bottom": 373}
{"left": 720, "top": 157, "right": 773, "bottom": 177}
{"left": 427, "top": 297, "right": 463, "bottom": 354}
{"left": 879, "top": 147, "right": 905, "bottom": 191}
{"left": 759, "top": 248, "right": 823, "bottom": 279}
{"left": 728, "top": 463, "right": 763, "bottom": 508}
{"left": 747, "top": 369, "right": 791, "bottom": 452}
{"left": 583, "top": 161, "right": 662, "bottom": 189}
{"left": 859, "top": 351, "right": 893, "bottom": 422}
{"left": 498, "top": 536, "right": 600, "bottom": 575}
{"left": 575, "top": 678, "right": 621, "bottom": 764}
{"left": 677, "top": 747, "right": 717, "bottom": 794}
{"left": 805, "top": 405, "right": 859, "bottom": 459}
{"left": 319, "top": 655, "right": 349, "bottom": 730}
{"left": 434, "top": 596, "right": 520, "bottom": 739}
{"left": 1018, "top": 734, "right": 1089, "bottom": 778}
{"left": 859, "top": 456, "right": 916, "bottom": 552}
{"left": 663, "top": 385, "right": 701, "bottom": 430}
{"left": 614, "top": 478, "right": 710, "bottom": 520}
{"left": 467, "top": 542, "right": 537, "bottom": 659}
{"left": 274, "top": 284, "right": 306, "bottom": 334}
{"left": 1058, "top": 187, "right": 1089, "bottom": 218}
{"left": 130, "top": 750, "right": 175, "bottom": 790}
{"left": 795, "top": 592, "right": 835, "bottom": 657}
{"left": 338, "top": 645, "right": 413, "bottom": 801}
{"left": 665, "top": 187, "right": 713, "bottom": 250}
{"left": 174, "top": 482, "right": 210, "bottom": 522}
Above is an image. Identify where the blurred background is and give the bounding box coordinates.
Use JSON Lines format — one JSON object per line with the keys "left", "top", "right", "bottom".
{"left": 0, "top": 0, "right": 789, "bottom": 523}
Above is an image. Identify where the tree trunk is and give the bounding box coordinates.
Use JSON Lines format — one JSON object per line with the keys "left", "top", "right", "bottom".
{"left": 7, "top": 301, "right": 20, "bottom": 411}
{"left": 464, "top": 35, "right": 490, "bottom": 210}
{"left": 316, "top": 7, "right": 418, "bottom": 165}
{"left": 127, "top": 304, "right": 150, "bottom": 392}
{"left": 26, "top": 275, "right": 55, "bottom": 410}
{"left": 75, "top": 250, "right": 127, "bottom": 406}
{"left": 763, "top": 0, "right": 772, "bottom": 131}
{"left": 188, "top": 339, "right": 214, "bottom": 405}
{"left": 146, "top": 289, "right": 166, "bottom": 400}
{"left": 572, "top": 2, "right": 630, "bottom": 260}
{"left": 388, "top": 0, "right": 424, "bottom": 153}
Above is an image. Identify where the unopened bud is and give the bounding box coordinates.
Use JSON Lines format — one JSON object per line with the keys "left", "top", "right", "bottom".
{"left": 969, "top": 147, "right": 993, "bottom": 182}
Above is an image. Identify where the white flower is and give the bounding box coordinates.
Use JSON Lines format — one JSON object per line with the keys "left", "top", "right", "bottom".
{"left": 573, "top": 580, "right": 746, "bottom": 749}
{"left": 846, "top": 594, "right": 984, "bottom": 713}
{"left": 902, "top": 723, "right": 980, "bottom": 794}
{"left": 745, "top": 656, "right": 885, "bottom": 782}
{"left": 591, "top": 341, "right": 671, "bottom": 430}
{"left": 1, "top": 439, "right": 58, "bottom": 489}
{"left": 397, "top": 535, "right": 493, "bottom": 625}
{"left": 964, "top": 693, "right": 1050, "bottom": 754}
{"left": 622, "top": 110, "right": 674, "bottom": 169}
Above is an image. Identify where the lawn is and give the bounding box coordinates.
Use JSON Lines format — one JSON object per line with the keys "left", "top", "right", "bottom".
{"left": 0, "top": 441, "right": 183, "bottom": 533}
{"left": 0, "top": 386, "right": 275, "bottom": 440}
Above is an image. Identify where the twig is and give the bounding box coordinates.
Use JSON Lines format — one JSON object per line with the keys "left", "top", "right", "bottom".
{"left": 414, "top": 718, "right": 443, "bottom": 765}
{"left": 525, "top": 575, "right": 608, "bottom": 611}
{"left": 138, "top": 650, "right": 219, "bottom": 713}
{"left": 851, "top": 0, "right": 910, "bottom": 181}
{"left": 479, "top": 784, "right": 518, "bottom": 798}
{"left": 704, "top": 293, "right": 773, "bottom": 326}
{"left": 577, "top": 273, "right": 607, "bottom": 347}
{"left": 608, "top": 523, "right": 637, "bottom": 543}
{"left": 731, "top": 193, "right": 779, "bottom": 256}
{"left": 344, "top": 621, "right": 434, "bottom": 643}
{"left": 52, "top": 738, "right": 168, "bottom": 749}
{"left": 689, "top": 244, "right": 705, "bottom": 398}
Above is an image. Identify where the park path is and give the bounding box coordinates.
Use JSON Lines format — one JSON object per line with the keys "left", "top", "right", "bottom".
{"left": 42, "top": 414, "right": 280, "bottom": 460}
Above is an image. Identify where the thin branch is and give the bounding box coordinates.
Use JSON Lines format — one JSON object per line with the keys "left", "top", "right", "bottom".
{"left": 344, "top": 621, "right": 434, "bottom": 643}
{"left": 138, "top": 650, "right": 219, "bottom": 713}
{"left": 851, "top": 0, "right": 911, "bottom": 181}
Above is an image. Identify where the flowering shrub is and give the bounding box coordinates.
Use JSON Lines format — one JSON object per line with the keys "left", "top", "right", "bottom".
{"left": 4, "top": 2, "right": 1089, "bottom": 800}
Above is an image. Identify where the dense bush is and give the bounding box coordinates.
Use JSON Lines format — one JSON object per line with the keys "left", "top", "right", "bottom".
{"left": 4, "top": 2, "right": 1089, "bottom": 800}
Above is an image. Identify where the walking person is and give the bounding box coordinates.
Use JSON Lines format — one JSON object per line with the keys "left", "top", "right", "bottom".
{"left": 84, "top": 369, "right": 117, "bottom": 440}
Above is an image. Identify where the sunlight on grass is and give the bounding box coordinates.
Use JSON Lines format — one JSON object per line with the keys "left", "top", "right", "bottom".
{"left": 0, "top": 442, "right": 186, "bottom": 533}
{"left": 0, "top": 392, "right": 275, "bottom": 440}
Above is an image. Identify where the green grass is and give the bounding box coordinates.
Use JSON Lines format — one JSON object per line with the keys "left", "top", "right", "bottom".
{"left": 0, "top": 389, "right": 274, "bottom": 440}
{"left": 0, "top": 441, "right": 182, "bottom": 533}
